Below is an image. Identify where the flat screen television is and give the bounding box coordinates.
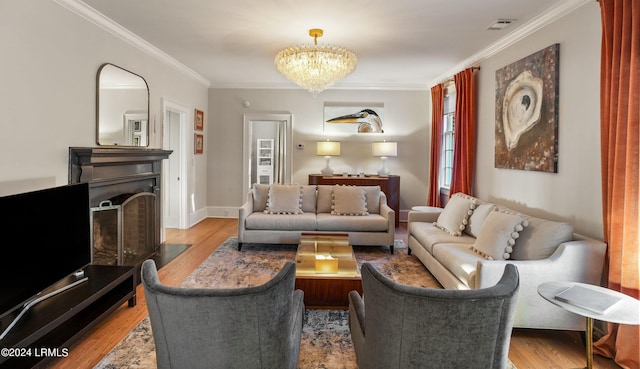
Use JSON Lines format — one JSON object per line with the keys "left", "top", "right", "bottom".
{"left": 0, "top": 183, "right": 91, "bottom": 321}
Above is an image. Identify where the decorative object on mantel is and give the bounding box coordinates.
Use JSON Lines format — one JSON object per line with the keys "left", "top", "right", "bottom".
{"left": 275, "top": 29, "right": 357, "bottom": 96}
{"left": 372, "top": 141, "right": 397, "bottom": 176}
{"left": 194, "top": 109, "right": 204, "bottom": 131}
{"left": 324, "top": 102, "right": 384, "bottom": 134}
{"left": 194, "top": 133, "right": 204, "bottom": 154}
{"left": 317, "top": 140, "right": 340, "bottom": 175}
{"left": 495, "top": 43, "right": 559, "bottom": 173}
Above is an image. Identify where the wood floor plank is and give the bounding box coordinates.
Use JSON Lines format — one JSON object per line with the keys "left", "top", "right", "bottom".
{"left": 46, "top": 218, "right": 621, "bottom": 369}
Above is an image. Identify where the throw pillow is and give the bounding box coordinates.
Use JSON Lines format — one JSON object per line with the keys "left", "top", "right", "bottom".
{"left": 264, "top": 184, "right": 303, "bottom": 214}
{"left": 360, "top": 186, "right": 381, "bottom": 214}
{"left": 301, "top": 185, "right": 317, "bottom": 213}
{"left": 316, "top": 185, "right": 333, "bottom": 213}
{"left": 331, "top": 185, "right": 369, "bottom": 216}
{"left": 510, "top": 216, "right": 573, "bottom": 260}
{"left": 471, "top": 210, "right": 528, "bottom": 260}
{"left": 252, "top": 183, "right": 270, "bottom": 212}
{"left": 492, "top": 205, "right": 574, "bottom": 260}
{"left": 464, "top": 203, "right": 496, "bottom": 238}
{"left": 434, "top": 193, "right": 478, "bottom": 236}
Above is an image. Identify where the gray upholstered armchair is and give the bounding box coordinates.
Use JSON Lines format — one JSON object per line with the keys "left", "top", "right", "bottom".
{"left": 141, "top": 259, "right": 305, "bottom": 369}
{"left": 348, "top": 263, "right": 519, "bottom": 369}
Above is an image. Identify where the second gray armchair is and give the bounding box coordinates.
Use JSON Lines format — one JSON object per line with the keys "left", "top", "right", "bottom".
{"left": 348, "top": 263, "right": 519, "bottom": 369}
{"left": 141, "top": 259, "right": 304, "bottom": 369}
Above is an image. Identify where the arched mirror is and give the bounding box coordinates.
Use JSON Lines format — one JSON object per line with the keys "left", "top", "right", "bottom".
{"left": 97, "top": 63, "right": 149, "bottom": 146}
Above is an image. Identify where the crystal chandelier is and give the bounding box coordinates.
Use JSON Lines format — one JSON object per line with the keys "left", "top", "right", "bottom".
{"left": 275, "top": 29, "right": 357, "bottom": 95}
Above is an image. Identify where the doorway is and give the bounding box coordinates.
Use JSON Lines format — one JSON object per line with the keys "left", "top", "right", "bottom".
{"left": 242, "top": 114, "right": 293, "bottom": 201}
{"left": 162, "top": 99, "right": 189, "bottom": 230}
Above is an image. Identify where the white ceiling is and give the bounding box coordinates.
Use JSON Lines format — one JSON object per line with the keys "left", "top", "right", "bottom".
{"left": 75, "top": 0, "right": 589, "bottom": 90}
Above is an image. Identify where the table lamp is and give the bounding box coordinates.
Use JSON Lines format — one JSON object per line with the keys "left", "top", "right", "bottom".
{"left": 317, "top": 141, "right": 341, "bottom": 175}
{"left": 372, "top": 141, "right": 397, "bottom": 176}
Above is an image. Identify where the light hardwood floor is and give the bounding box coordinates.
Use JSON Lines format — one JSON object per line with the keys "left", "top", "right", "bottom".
{"left": 48, "top": 218, "right": 621, "bottom": 369}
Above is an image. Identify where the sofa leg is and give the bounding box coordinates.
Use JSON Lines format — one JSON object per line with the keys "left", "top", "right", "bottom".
{"left": 238, "top": 242, "right": 243, "bottom": 251}
{"left": 390, "top": 245, "right": 394, "bottom": 254}
{"left": 407, "top": 247, "right": 412, "bottom": 255}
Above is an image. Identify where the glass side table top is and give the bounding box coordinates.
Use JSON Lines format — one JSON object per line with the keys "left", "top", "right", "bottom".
{"left": 295, "top": 233, "right": 360, "bottom": 278}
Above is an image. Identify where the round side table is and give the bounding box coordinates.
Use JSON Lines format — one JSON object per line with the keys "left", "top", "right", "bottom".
{"left": 538, "top": 281, "right": 640, "bottom": 369}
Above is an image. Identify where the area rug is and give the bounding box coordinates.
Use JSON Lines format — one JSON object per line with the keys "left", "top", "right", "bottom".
{"left": 95, "top": 238, "right": 516, "bottom": 369}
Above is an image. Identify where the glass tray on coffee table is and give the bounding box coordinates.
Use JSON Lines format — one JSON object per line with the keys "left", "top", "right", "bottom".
{"left": 295, "top": 232, "right": 360, "bottom": 278}
{"left": 295, "top": 232, "right": 362, "bottom": 309}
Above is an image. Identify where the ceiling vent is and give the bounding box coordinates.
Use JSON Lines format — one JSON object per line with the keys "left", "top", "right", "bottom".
{"left": 486, "top": 19, "right": 516, "bottom": 30}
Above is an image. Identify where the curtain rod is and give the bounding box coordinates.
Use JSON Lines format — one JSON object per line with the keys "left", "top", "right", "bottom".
{"left": 443, "top": 66, "right": 481, "bottom": 84}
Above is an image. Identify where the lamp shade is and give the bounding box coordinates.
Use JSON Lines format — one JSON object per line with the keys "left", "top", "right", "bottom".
{"left": 372, "top": 142, "right": 397, "bottom": 157}
{"left": 317, "top": 141, "right": 341, "bottom": 156}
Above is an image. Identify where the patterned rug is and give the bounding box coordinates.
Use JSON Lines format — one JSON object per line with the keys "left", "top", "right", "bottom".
{"left": 94, "top": 238, "right": 515, "bottom": 369}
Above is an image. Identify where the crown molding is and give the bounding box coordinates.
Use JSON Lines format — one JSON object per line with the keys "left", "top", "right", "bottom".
{"left": 210, "top": 81, "right": 428, "bottom": 91}
{"left": 54, "top": 0, "right": 211, "bottom": 87}
{"left": 55, "top": 0, "right": 590, "bottom": 92}
{"left": 429, "top": 0, "right": 592, "bottom": 86}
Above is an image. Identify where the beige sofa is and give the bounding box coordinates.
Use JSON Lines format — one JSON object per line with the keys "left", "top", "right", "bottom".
{"left": 238, "top": 184, "right": 395, "bottom": 252}
{"left": 407, "top": 193, "right": 607, "bottom": 331}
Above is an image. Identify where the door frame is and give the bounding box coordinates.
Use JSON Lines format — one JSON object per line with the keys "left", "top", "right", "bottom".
{"left": 242, "top": 114, "right": 293, "bottom": 201}
{"left": 162, "top": 98, "right": 189, "bottom": 230}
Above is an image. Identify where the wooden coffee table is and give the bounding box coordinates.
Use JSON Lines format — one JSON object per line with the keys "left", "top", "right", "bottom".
{"left": 295, "top": 232, "right": 362, "bottom": 309}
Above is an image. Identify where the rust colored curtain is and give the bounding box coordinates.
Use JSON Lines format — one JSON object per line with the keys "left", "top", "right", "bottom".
{"left": 449, "top": 68, "right": 476, "bottom": 196}
{"left": 428, "top": 84, "right": 445, "bottom": 207}
{"left": 594, "top": 1, "right": 640, "bottom": 368}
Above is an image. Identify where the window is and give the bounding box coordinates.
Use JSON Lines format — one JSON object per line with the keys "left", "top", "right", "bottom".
{"left": 441, "top": 85, "right": 456, "bottom": 189}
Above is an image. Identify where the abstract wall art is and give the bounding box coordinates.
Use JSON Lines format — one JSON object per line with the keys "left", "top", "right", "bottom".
{"left": 495, "top": 44, "right": 559, "bottom": 172}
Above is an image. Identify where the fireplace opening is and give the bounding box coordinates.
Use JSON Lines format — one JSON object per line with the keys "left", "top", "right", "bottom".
{"left": 91, "top": 192, "right": 157, "bottom": 266}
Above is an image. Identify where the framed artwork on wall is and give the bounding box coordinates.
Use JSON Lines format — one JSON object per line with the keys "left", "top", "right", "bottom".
{"left": 323, "top": 102, "right": 384, "bottom": 134}
{"left": 194, "top": 133, "right": 204, "bottom": 154}
{"left": 195, "top": 109, "right": 204, "bottom": 131}
{"left": 495, "top": 43, "right": 559, "bottom": 172}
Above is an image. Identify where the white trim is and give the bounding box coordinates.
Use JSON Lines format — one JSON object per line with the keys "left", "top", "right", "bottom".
{"left": 242, "top": 114, "right": 293, "bottom": 202}
{"left": 54, "top": 0, "right": 211, "bottom": 87}
{"left": 55, "top": 0, "right": 589, "bottom": 91}
{"left": 429, "top": 0, "right": 592, "bottom": 86}
{"left": 206, "top": 206, "right": 240, "bottom": 219}
{"left": 211, "top": 81, "right": 428, "bottom": 91}
{"left": 189, "top": 207, "right": 209, "bottom": 228}
{"left": 162, "top": 98, "right": 190, "bottom": 230}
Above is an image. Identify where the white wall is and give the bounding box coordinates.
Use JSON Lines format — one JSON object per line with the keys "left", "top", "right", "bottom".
{"left": 206, "top": 2, "right": 604, "bottom": 241}
{"left": 207, "top": 88, "right": 430, "bottom": 215}
{"left": 0, "top": 0, "right": 209, "bottom": 225}
{"left": 0, "top": 1, "right": 603, "bottom": 240}
{"left": 475, "top": 2, "right": 602, "bottom": 239}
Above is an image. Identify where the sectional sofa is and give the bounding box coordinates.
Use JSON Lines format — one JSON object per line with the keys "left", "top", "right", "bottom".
{"left": 238, "top": 184, "right": 395, "bottom": 252}
{"left": 407, "top": 193, "right": 607, "bottom": 330}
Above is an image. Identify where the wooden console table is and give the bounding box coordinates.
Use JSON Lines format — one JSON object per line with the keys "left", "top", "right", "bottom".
{"left": 308, "top": 174, "right": 400, "bottom": 226}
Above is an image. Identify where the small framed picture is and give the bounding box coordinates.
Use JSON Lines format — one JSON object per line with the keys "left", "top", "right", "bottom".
{"left": 195, "top": 109, "right": 204, "bottom": 131}
{"left": 194, "top": 133, "right": 204, "bottom": 154}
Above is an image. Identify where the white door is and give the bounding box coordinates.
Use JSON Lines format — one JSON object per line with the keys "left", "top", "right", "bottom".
{"left": 163, "top": 100, "right": 188, "bottom": 230}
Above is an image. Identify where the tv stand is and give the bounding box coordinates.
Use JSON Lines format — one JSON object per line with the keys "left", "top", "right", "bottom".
{"left": 0, "top": 276, "right": 88, "bottom": 341}
{"left": 0, "top": 265, "right": 136, "bottom": 369}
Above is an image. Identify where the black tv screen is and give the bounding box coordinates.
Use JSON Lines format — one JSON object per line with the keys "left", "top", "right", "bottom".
{"left": 0, "top": 183, "right": 91, "bottom": 319}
